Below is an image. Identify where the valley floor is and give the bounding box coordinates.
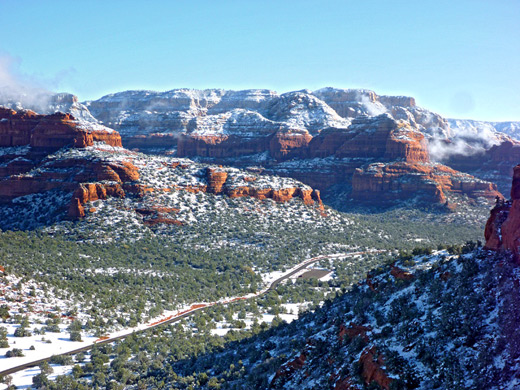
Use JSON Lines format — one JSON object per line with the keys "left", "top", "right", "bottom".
{"left": 0, "top": 251, "right": 380, "bottom": 388}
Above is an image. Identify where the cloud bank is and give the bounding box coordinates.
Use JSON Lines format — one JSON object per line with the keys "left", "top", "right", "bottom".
{"left": 0, "top": 54, "right": 55, "bottom": 112}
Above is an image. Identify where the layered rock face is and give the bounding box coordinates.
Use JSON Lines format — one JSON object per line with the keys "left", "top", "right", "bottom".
{"left": 352, "top": 162, "right": 499, "bottom": 204}
{"left": 82, "top": 88, "right": 505, "bottom": 207}
{"left": 435, "top": 119, "right": 520, "bottom": 192}
{"left": 485, "top": 164, "right": 520, "bottom": 260}
{"left": 274, "top": 116, "right": 497, "bottom": 205}
{"left": 1, "top": 86, "right": 505, "bottom": 209}
{"left": 68, "top": 182, "right": 127, "bottom": 218}
{"left": 0, "top": 108, "right": 135, "bottom": 221}
{"left": 86, "top": 89, "right": 351, "bottom": 149}
{"left": 85, "top": 89, "right": 279, "bottom": 140}
{"left": 313, "top": 87, "right": 448, "bottom": 139}
{"left": 0, "top": 108, "right": 121, "bottom": 149}
{"left": 306, "top": 116, "right": 428, "bottom": 162}
{"left": 179, "top": 114, "right": 496, "bottom": 205}
{"left": 0, "top": 108, "right": 41, "bottom": 146}
{"left": 0, "top": 108, "right": 324, "bottom": 228}
{"left": 179, "top": 114, "right": 429, "bottom": 164}
{"left": 0, "top": 108, "right": 126, "bottom": 214}
{"left": 0, "top": 153, "right": 139, "bottom": 202}
{"left": 445, "top": 138, "right": 520, "bottom": 193}
{"left": 199, "top": 167, "right": 323, "bottom": 208}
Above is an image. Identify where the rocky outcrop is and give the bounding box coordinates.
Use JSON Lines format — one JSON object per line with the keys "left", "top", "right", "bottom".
{"left": 80, "top": 87, "right": 513, "bottom": 208}
{"left": 390, "top": 265, "right": 414, "bottom": 280}
{"left": 178, "top": 114, "right": 444, "bottom": 206}
{"left": 66, "top": 162, "right": 138, "bottom": 218}
{"left": 0, "top": 92, "right": 100, "bottom": 123}
{"left": 206, "top": 168, "right": 228, "bottom": 194}
{"left": 177, "top": 114, "right": 429, "bottom": 164}
{"left": 72, "top": 183, "right": 126, "bottom": 204}
{"left": 333, "top": 377, "right": 359, "bottom": 390}
{"left": 0, "top": 175, "right": 63, "bottom": 201}
{"left": 485, "top": 164, "right": 520, "bottom": 260}
{"left": 359, "top": 347, "right": 392, "bottom": 390}
{"left": 6, "top": 86, "right": 510, "bottom": 210}
{"left": 352, "top": 162, "right": 499, "bottom": 205}
{"left": 271, "top": 352, "right": 307, "bottom": 386}
{"left": 205, "top": 167, "right": 324, "bottom": 209}
{"left": 379, "top": 95, "right": 416, "bottom": 108}
{"left": 0, "top": 146, "right": 138, "bottom": 219}
{"left": 0, "top": 108, "right": 122, "bottom": 149}
{"left": 384, "top": 124, "right": 429, "bottom": 162}
{"left": 31, "top": 113, "right": 122, "bottom": 149}
{"left": 445, "top": 138, "right": 520, "bottom": 171}
{"left": 86, "top": 88, "right": 347, "bottom": 141}
{"left": 305, "top": 115, "right": 429, "bottom": 162}
{"left": 338, "top": 323, "right": 370, "bottom": 343}
{"left": 270, "top": 340, "right": 316, "bottom": 389}
{"left": 445, "top": 139, "right": 520, "bottom": 193}
{"left": 0, "top": 106, "right": 327, "bottom": 229}
{"left": 269, "top": 130, "right": 313, "bottom": 160}
{"left": 178, "top": 133, "right": 272, "bottom": 159}
{"left": 0, "top": 107, "right": 42, "bottom": 146}
{"left": 68, "top": 198, "right": 85, "bottom": 218}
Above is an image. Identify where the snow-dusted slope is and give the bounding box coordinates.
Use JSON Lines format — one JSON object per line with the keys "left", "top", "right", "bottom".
{"left": 84, "top": 88, "right": 352, "bottom": 139}
{"left": 313, "top": 87, "right": 449, "bottom": 138}
{"left": 0, "top": 92, "right": 98, "bottom": 123}
{"left": 84, "top": 89, "right": 281, "bottom": 137}
{"left": 448, "top": 119, "right": 520, "bottom": 143}
{"left": 266, "top": 90, "right": 350, "bottom": 135}
{"left": 140, "top": 248, "right": 520, "bottom": 390}
{"left": 494, "top": 121, "right": 520, "bottom": 139}
{"left": 84, "top": 86, "right": 515, "bottom": 162}
{"left": 83, "top": 87, "right": 520, "bottom": 170}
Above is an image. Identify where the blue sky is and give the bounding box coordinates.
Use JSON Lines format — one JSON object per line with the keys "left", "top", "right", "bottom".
{"left": 1, "top": 0, "right": 519, "bottom": 121}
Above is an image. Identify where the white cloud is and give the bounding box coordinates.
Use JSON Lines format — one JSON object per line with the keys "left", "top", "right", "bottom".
{"left": 0, "top": 53, "right": 55, "bottom": 112}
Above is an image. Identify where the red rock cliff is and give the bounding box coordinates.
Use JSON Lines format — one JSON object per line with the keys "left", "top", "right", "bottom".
{"left": 0, "top": 108, "right": 42, "bottom": 146}
{"left": 176, "top": 114, "right": 500, "bottom": 207}
{"left": 485, "top": 164, "right": 520, "bottom": 260}
{"left": 352, "top": 162, "right": 499, "bottom": 205}
{"left": 0, "top": 108, "right": 122, "bottom": 149}
{"left": 359, "top": 347, "right": 392, "bottom": 390}
{"left": 178, "top": 134, "right": 270, "bottom": 159}
{"left": 446, "top": 139, "right": 520, "bottom": 182}
{"left": 68, "top": 183, "right": 126, "bottom": 218}
{"left": 205, "top": 167, "right": 324, "bottom": 209}
{"left": 178, "top": 115, "right": 429, "bottom": 164}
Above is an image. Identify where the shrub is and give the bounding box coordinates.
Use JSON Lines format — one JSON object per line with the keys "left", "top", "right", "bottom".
{"left": 5, "top": 348, "right": 24, "bottom": 357}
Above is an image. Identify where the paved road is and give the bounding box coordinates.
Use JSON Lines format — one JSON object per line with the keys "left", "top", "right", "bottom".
{"left": 0, "top": 251, "right": 377, "bottom": 377}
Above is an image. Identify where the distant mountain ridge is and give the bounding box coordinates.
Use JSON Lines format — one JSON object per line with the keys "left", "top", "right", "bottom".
{"left": 448, "top": 118, "right": 520, "bottom": 141}
{"left": 1, "top": 87, "right": 518, "bottom": 208}
{"left": 83, "top": 87, "right": 509, "bottom": 207}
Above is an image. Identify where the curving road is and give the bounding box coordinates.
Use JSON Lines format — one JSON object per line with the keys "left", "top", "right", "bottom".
{"left": 0, "top": 251, "right": 381, "bottom": 377}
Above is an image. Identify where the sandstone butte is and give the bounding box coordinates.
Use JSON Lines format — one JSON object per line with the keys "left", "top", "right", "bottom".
{"left": 69, "top": 166, "right": 323, "bottom": 220}
{"left": 0, "top": 107, "right": 122, "bottom": 149}
{"left": 0, "top": 108, "right": 325, "bottom": 222}
{"left": 351, "top": 162, "right": 500, "bottom": 205}
{"left": 205, "top": 167, "right": 324, "bottom": 210}
{"left": 485, "top": 163, "right": 520, "bottom": 261}
{"left": 177, "top": 114, "right": 499, "bottom": 205}
{"left": 177, "top": 115, "right": 427, "bottom": 163}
